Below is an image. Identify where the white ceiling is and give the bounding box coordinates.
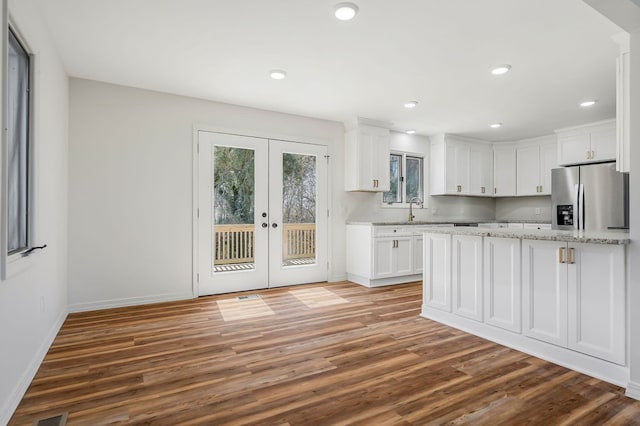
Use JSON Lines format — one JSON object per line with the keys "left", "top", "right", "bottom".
{"left": 34, "top": 0, "right": 623, "bottom": 141}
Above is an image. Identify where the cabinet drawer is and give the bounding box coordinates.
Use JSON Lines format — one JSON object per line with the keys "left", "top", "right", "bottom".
{"left": 373, "top": 226, "right": 416, "bottom": 237}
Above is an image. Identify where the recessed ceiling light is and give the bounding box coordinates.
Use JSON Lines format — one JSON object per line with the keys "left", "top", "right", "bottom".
{"left": 490, "top": 123, "right": 503, "bottom": 128}
{"left": 406, "top": 129, "right": 416, "bottom": 134}
{"left": 580, "top": 100, "right": 597, "bottom": 107}
{"left": 334, "top": 2, "right": 359, "bottom": 20}
{"left": 491, "top": 65, "right": 512, "bottom": 75}
{"left": 404, "top": 101, "right": 418, "bottom": 109}
{"left": 269, "top": 70, "right": 287, "bottom": 80}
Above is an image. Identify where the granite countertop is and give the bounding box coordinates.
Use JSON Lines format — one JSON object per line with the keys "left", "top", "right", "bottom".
{"left": 419, "top": 226, "right": 630, "bottom": 245}
{"left": 346, "top": 219, "right": 552, "bottom": 226}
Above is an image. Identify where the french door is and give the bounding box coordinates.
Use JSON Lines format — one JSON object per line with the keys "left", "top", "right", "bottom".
{"left": 197, "top": 131, "right": 328, "bottom": 295}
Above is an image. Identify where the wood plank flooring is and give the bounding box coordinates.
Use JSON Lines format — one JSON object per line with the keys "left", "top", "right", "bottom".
{"left": 10, "top": 281, "right": 640, "bottom": 425}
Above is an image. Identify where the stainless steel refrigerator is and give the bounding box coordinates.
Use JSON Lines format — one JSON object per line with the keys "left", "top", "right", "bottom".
{"left": 551, "top": 162, "right": 629, "bottom": 231}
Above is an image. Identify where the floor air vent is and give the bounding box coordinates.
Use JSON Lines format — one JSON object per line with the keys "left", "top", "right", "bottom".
{"left": 236, "top": 294, "right": 260, "bottom": 301}
{"left": 34, "top": 413, "right": 68, "bottom": 426}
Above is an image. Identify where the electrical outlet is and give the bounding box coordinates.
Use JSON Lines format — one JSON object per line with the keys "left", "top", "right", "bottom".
{"left": 534, "top": 208, "right": 541, "bottom": 215}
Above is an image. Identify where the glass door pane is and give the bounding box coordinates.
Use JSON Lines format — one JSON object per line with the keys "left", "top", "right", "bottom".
{"left": 282, "top": 153, "right": 317, "bottom": 267}
{"left": 212, "top": 146, "right": 256, "bottom": 273}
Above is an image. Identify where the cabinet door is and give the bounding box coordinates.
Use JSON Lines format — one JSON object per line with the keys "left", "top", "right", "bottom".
{"left": 373, "top": 238, "right": 394, "bottom": 278}
{"left": 483, "top": 237, "right": 521, "bottom": 332}
{"left": 567, "top": 243, "right": 625, "bottom": 364}
{"left": 522, "top": 240, "right": 568, "bottom": 347}
{"left": 590, "top": 126, "right": 616, "bottom": 163}
{"left": 445, "top": 142, "right": 470, "bottom": 194}
{"left": 557, "top": 134, "right": 590, "bottom": 166}
{"left": 372, "top": 127, "right": 391, "bottom": 191}
{"left": 538, "top": 141, "right": 557, "bottom": 195}
{"left": 394, "top": 237, "right": 414, "bottom": 276}
{"left": 345, "top": 125, "right": 390, "bottom": 191}
{"left": 423, "top": 233, "right": 451, "bottom": 312}
{"left": 516, "top": 145, "right": 540, "bottom": 196}
{"left": 413, "top": 234, "right": 424, "bottom": 274}
{"left": 493, "top": 147, "right": 516, "bottom": 196}
{"left": 452, "top": 235, "right": 483, "bottom": 321}
{"left": 469, "top": 144, "right": 493, "bottom": 196}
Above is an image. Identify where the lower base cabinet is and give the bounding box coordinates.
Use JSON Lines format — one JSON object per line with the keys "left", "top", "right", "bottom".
{"left": 484, "top": 237, "right": 521, "bottom": 333}
{"left": 347, "top": 224, "right": 434, "bottom": 287}
{"left": 373, "top": 236, "right": 413, "bottom": 278}
{"left": 452, "top": 235, "right": 483, "bottom": 321}
{"left": 423, "top": 233, "right": 451, "bottom": 311}
{"left": 522, "top": 239, "right": 626, "bottom": 365}
{"left": 423, "top": 232, "right": 627, "bottom": 380}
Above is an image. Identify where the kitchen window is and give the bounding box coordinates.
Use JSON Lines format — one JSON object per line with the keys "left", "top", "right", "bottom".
{"left": 383, "top": 152, "right": 424, "bottom": 207}
{"left": 7, "top": 28, "right": 31, "bottom": 255}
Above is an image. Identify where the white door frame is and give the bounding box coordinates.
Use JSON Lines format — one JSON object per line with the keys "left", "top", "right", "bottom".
{"left": 192, "top": 124, "right": 332, "bottom": 296}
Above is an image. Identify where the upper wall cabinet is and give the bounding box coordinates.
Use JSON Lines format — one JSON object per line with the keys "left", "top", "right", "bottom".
{"left": 493, "top": 146, "right": 517, "bottom": 197}
{"left": 344, "top": 118, "right": 391, "bottom": 192}
{"left": 516, "top": 137, "right": 557, "bottom": 196}
{"left": 430, "top": 134, "right": 493, "bottom": 196}
{"left": 555, "top": 120, "right": 616, "bottom": 166}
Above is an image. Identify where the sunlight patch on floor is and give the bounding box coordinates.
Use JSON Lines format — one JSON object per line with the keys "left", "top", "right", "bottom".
{"left": 289, "top": 287, "right": 349, "bottom": 308}
{"left": 216, "top": 297, "right": 275, "bottom": 321}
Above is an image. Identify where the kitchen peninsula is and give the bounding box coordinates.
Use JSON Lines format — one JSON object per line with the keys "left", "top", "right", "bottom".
{"left": 421, "top": 226, "right": 629, "bottom": 387}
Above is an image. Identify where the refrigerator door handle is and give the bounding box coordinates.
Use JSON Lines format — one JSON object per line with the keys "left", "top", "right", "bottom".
{"left": 578, "top": 183, "right": 585, "bottom": 230}
{"left": 573, "top": 183, "right": 580, "bottom": 230}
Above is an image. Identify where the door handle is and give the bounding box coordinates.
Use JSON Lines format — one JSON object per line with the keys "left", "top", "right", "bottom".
{"left": 567, "top": 247, "right": 575, "bottom": 264}
{"left": 271, "top": 223, "right": 278, "bottom": 228}
{"left": 559, "top": 247, "right": 565, "bottom": 264}
{"left": 262, "top": 223, "right": 268, "bottom": 228}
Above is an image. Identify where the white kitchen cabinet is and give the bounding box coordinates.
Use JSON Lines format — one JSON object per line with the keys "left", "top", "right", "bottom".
{"left": 483, "top": 237, "right": 521, "bottom": 332}
{"left": 469, "top": 144, "right": 494, "bottom": 196}
{"left": 522, "top": 240, "right": 568, "bottom": 347}
{"left": 346, "top": 224, "right": 437, "bottom": 287}
{"left": 567, "top": 243, "right": 625, "bottom": 365}
{"left": 522, "top": 239, "right": 625, "bottom": 364}
{"left": 413, "top": 233, "right": 424, "bottom": 274}
{"left": 344, "top": 119, "right": 391, "bottom": 192}
{"left": 373, "top": 236, "right": 413, "bottom": 278}
{"left": 516, "top": 138, "right": 557, "bottom": 196}
{"left": 523, "top": 223, "right": 552, "bottom": 230}
{"left": 430, "top": 134, "right": 492, "bottom": 196}
{"left": 423, "top": 233, "right": 451, "bottom": 312}
{"left": 493, "top": 146, "right": 517, "bottom": 196}
{"left": 556, "top": 120, "right": 616, "bottom": 166}
{"left": 452, "top": 235, "right": 483, "bottom": 321}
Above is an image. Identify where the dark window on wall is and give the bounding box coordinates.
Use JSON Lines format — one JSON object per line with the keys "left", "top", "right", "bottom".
{"left": 7, "top": 29, "right": 31, "bottom": 254}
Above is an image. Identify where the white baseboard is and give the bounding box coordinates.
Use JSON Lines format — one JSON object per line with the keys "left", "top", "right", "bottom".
{"left": 347, "top": 273, "right": 422, "bottom": 287}
{"left": 68, "top": 291, "right": 194, "bottom": 313}
{"left": 626, "top": 381, "right": 640, "bottom": 400}
{"left": 329, "top": 274, "right": 347, "bottom": 282}
{"left": 0, "top": 309, "right": 67, "bottom": 426}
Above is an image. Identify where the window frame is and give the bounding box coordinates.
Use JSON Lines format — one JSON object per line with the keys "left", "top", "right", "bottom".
{"left": 381, "top": 151, "right": 427, "bottom": 209}
{"left": 1, "top": 20, "right": 36, "bottom": 279}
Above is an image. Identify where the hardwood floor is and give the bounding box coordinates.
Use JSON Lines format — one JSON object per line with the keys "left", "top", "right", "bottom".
{"left": 10, "top": 281, "right": 640, "bottom": 425}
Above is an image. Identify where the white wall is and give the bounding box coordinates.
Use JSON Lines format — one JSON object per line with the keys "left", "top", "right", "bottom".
{"left": 346, "top": 131, "right": 496, "bottom": 223}
{"left": 68, "top": 78, "right": 346, "bottom": 311}
{"left": 0, "top": 0, "right": 69, "bottom": 422}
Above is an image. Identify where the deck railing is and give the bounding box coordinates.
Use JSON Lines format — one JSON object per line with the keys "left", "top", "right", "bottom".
{"left": 214, "top": 223, "right": 315, "bottom": 264}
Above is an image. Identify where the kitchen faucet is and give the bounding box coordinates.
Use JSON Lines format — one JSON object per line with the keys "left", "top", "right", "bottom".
{"left": 408, "top": 197, "right": 423, "bottom": 222}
